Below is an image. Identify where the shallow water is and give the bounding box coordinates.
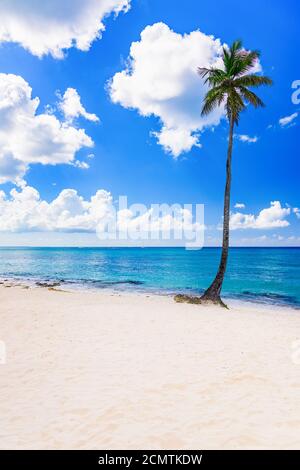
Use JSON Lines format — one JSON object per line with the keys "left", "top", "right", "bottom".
{"left": 0, "top": 247, "right": 299, "bottom": 308}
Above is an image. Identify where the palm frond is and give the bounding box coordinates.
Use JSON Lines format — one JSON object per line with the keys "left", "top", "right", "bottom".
{"left": 230, "top": 39, "right": 243, "bottom": 53}
{"left": 201, "top": 88, "right": 224, "bottom": 116}
{"left": 218, "top": 36, "right": 258, "bottom": 78}
{"left": 231, "top": 50, "right": 260, "bottom": 77}
{"left": 238, "top": 87, "right": 265, "bottom": 107}
{"left": 225, "top": 40, "right": 242, "bottom": 66}
{"left": 234, "top": 74, "right": 273, "bottom": 88}
{"left": 197, "top": 67, "right": 211, "bottom": 80}
{"left": 197, "top": 39, "right": 272, "bottom": 124}
{"left": 197, "top": 67, "right": 226, "bottom": 85}
{"left": 222, "top": 46, "right": 232, "bottom": 73}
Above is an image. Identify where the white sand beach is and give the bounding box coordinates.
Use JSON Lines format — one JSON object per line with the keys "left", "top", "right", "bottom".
{"left": 1, "top": 284, "right": 300, "bottom": 450}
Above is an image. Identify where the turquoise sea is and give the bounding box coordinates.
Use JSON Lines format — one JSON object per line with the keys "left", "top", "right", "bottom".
{"left": 0, "top": 247, "right": 299, "bottom": 308}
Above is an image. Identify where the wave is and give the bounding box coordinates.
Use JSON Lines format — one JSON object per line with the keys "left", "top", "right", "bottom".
{"left": 1, "top": 274, "right": 299, "bottom": 309}
{"left": 229, "top": 290, "right": 300, "bottom": 309}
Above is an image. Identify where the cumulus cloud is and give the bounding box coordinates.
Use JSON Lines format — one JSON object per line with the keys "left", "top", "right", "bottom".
{"left": 0, "top": 0, "right": 130, "bottom": 58}
{"left": 0, "top": 186, "right": 110, "bottom": 232}
{"left": 235, "top": 134, "right": 258, "bottom": 143}
{"left": 279, "top": 112, "right": 298, "bottom": 127}
{"left": 109, "top": 22, "right": 227, "bottom": 157}
{"left": 58, "top": 88, "right": 99, "bottom": 123}
{"left": 234, "top": 203, "right": 246, "bottom": 209}
{"left": 230, "top": 201, "right": 291, "bottom": 230}
{"left": 0, "top": 73, "right": 93, "bottom": 184}
{"left": 0, "top": 185, "right": 202, "bottom": 237}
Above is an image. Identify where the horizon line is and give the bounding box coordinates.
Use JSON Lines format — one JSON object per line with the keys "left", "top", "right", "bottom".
{"left": 0, "top": 246, "right": 299, "bottom": 249}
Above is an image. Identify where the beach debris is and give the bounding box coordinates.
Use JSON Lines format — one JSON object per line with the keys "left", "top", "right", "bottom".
{"left": 174, "top": 294, "right": 228, "bottom": 308}
{"left": 174, "top": 294, "right": 202, "bottom": 304}
{"left": 36, "top": 281, "right": 61, "bottom": 288}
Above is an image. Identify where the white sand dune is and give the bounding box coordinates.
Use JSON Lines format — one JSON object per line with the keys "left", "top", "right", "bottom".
{"left": 0, "top": 285, "right": 300, "bottom": 450}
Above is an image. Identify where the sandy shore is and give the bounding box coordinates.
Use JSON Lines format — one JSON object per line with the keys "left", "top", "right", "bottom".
{"left": 0, "top": 285, "right": 300, "bottom": 450}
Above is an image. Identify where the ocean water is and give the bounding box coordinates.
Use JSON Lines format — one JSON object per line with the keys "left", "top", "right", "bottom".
{"left": 0, "top": 247, "right": 299, "bottom": 308}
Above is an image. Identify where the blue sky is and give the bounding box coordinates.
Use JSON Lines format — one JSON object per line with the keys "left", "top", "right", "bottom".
{"left": 0, "top": 0, "right": 299, "bottom": 246}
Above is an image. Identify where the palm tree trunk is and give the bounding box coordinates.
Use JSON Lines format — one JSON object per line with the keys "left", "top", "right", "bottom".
{"left": 201, "top": 116, "right": 235, "bottom": 305}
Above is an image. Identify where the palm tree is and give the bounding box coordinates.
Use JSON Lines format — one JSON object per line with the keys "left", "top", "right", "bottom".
{"left": 198, "top": 40, "right": 272, "bottom": 307}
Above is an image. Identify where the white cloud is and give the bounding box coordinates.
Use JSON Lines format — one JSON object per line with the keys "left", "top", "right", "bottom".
{"left": 240, "top": 235, "right": 268, "bottom": 243}
{"left": 235, "top": 134, "right": 258, "bottom": 143}
{"left": 0, "top": 186, "right": 110, "bottom": 232}
{"left": 0, "top": 153, "right": 27, "bottom": 186}
{"left": 0, "top": 0, "right": 130, "bottom": 58}
{"left": 288, "top": 236, "right": 300, "bottom": 242}
{"left": 152, "top": 127, "right": 201, "bottom": 156}
{"left": 279, "top": 112, "right": 298, "bottom": 127}
{"left": 230, "top": 201, "right": 291, "bottom": 230}
{"left": 293, "top": 207, "right": 300, "bottom": 219}
{"left": 58, "top": 88, "right": 99, "bottom": 123}
{"left": 109, "top": 22, "right": 227, "bottom": 157}
{"left": 0, "top": 185, "right": 202, "bottom": 235}
{"left": 72, "top": 160, "right": 90, "bottom": 170}
{"left": 0, "top": 73, "right": 93, "bottom": 184}
{"left": 234, "top": 203, "right": 246, "bottom": 209}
